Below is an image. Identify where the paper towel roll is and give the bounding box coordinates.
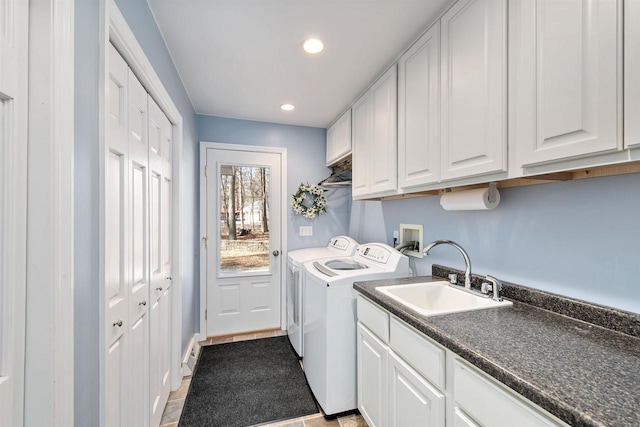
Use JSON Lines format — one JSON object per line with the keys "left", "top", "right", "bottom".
{"left": 440, "top": 187, "right": 500, "bottom": 211}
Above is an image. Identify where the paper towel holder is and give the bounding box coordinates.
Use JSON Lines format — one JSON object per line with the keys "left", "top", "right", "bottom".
{"left": 439, "top": 182, "right": 501, "bottom": 211}
{"left": 487, "top": 182, "right": 498, "bottom": 203}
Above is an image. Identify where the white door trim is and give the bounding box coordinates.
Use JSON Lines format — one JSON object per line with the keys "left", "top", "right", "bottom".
{"left": 99, "top": 1, "right": 185, "bottom": 425}
{"left": 24, "top": 0, "right": 74, "bottom": 425}
{"left": 199, "top": 141, "right": 288, "bottom": 339}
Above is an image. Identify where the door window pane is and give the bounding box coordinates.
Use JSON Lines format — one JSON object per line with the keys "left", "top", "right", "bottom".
{"left": 219, "top": 165, "right": 270, "bottom": 275}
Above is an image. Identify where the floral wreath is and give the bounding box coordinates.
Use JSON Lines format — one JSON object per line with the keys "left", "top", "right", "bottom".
{"left": 292, "top": 183, "right": 327, "bottom": 219}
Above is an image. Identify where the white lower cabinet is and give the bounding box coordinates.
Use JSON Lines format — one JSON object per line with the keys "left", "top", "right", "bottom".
{"left": 453, "top": 408, "right": 479, "bottom": 427}
{"left": 357, "top": 323, "right": 388, "bottom": 427}
{"left": 388, "top": 350, "right": 445, "bottom": 427}
{"left": 356, "top": 294, "right": 569, "bottom": 427}
{"left": 453, "top": 360, "right": 567, "bottom": 427}
{"left": 357, "top": 296, "right": 444, "bottom": 427}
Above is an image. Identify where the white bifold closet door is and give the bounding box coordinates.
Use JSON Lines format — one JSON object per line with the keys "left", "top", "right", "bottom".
{"left": 106, "top": 42, "right": 172, "bottom": 427}
{"left": 148, "top": 96, "right": 172, "bottom": 427}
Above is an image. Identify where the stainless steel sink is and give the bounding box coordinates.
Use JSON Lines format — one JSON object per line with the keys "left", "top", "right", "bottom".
{"left": 376, "top": 281, "right": 512, "bottom": 317}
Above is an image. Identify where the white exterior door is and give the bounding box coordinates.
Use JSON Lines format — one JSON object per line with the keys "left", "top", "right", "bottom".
{"left": 148, "top": 96, "right": 172, "bottom": 427}
{"left": 105, "top": 43, "right": 130, "bottom": 427}
{"left": 205, "top": 147, "right": 283, "bottom": 336}
{"left": 440, "top": 0, "right": 507, "bottom": 181}
{"left": 0, "top": 0, "right": 28, "bottom": 425}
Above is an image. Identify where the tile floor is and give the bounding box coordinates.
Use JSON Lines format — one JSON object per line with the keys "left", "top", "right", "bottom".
{"left": 159, "top": 329, "right": 369, "bottom": 427}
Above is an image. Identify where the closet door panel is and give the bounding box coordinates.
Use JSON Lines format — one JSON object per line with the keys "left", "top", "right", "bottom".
{"left": 106, "top": 43, "right": 129, "bottom": 426}
{"left": 127, "top": 70, "right": 150, "bottom": 427}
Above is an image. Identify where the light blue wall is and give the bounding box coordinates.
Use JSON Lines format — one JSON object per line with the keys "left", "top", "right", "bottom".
{"left": 74, "top": 1, "right": 100, "bottom": 424}
{"left": 74, "top": 0, "right": 199, "bottom": 424}
{"left": 379, "top": 174, "right": 640, "bottom": 314}
{"left": 198, "top": 114, "right": 352, "bottom": 251}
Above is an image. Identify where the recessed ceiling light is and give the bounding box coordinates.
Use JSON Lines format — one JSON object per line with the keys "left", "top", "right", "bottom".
{"left": 302, "top": 38, "right": 324, "bottom": 55}
{"left": 281, "top": 103, "right": 295, "bottom": 111}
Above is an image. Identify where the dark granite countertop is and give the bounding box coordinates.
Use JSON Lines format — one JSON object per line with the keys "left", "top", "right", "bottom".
{"left": 353, "top": 273, "right": 640, "bottom": 427}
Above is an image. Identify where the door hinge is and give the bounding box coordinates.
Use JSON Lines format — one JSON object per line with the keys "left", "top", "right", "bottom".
{"left": 204, "top": 165, "right": 208, "bottom": 177}
{"left": 205, "top": 309, "right": 208, "bottom": 320}
{"left": 202, "top": 236, "right": 208, "bottom": 249}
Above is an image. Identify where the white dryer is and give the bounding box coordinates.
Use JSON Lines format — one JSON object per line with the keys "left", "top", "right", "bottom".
{"left": 286, "top": 236, "right": 359, "bottom": 358}
{"left": 302, "top": 243, "right": 409, "bottom": 415}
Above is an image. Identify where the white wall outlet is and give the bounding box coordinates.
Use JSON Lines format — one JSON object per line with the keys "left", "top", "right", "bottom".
{"left": 399, "top": 224, "right": 424, "bottom": 258}
{"left": 393, "top": 230, "right": 399, "bottom": 239}
{"left": 299, "top": 226, "right": 313, "bottom": 236}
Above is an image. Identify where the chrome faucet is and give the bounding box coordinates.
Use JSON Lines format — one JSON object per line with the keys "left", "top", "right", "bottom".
{"left": 482, "top": 275, "right": 503, "bottom": 302}
{"left": 423, "top": 240, "right": 472, "bottom": 289}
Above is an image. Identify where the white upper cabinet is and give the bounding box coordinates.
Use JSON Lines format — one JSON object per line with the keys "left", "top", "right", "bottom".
{"left": 625, "top": 0, "right": 640, "bottom": 149}
{"left": 326, "top": 109, "right": 352, "bottom": 166}
{"left": 512, "top": 0, "right": 622, "bottom": 167}
{"left": 370, "top": 65, "right": 398, "bottom": 195}
{"left": 398, "top": 22, "right": 441, "bottom": 189}
{"left": 352, "top": 92, "right": 372, "bottom": 198}
{"left": 440, "top": 0, "right": 507, "bottom": 181}
{"left": 352, "top": 66, "right": 398, "bottom": 198}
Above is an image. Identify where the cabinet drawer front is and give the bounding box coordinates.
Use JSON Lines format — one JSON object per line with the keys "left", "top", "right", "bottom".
{"left": 454, "top": 359, "right": 567, "bottom": 427}
{"left": 389, "top": 317, "right": 445, "bottom": 389}
{"left": 357, "top": 295, "right": 390, "bottom": 343}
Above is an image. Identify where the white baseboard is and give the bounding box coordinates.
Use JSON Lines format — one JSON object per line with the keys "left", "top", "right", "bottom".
{"left": 181, "top": 334, "right": 200, "bottom": 377}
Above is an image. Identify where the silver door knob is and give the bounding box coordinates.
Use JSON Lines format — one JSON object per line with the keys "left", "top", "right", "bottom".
{"left": 156, "top": 286, "right": 163, "bottom": 291}
{"left": 113, "top": 320, "right": 123, "bottom": 327}
{"left": 273, "top": 250, "right": 280, "bottom": 256}
{"left": 139, "top": 300, "right": 147, "bottom": 306}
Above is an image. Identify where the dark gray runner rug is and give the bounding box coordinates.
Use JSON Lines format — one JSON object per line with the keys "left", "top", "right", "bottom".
{"left": 179, "top": 336, "right": 319, "bottom": 427}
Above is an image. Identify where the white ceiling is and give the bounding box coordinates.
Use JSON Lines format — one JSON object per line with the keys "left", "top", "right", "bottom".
{"left": 147, "top": 0, "right": 451, "bottom": 128}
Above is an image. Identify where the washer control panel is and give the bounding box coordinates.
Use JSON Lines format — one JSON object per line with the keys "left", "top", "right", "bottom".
{"left": 358, "top": 244, "right": 392, "bottom": 264}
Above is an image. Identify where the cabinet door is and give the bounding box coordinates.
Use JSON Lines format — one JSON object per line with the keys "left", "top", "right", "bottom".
{"left": 398, "top": 22, "right": 441, "bottom": 189}
{"left": 357, "top": 323, "right": 388, "bottom": 427}
{"left": 512, "top": 0, "right": 621, "bottom": 166}
{"left": 454, "top": 408, "right": 480, "bottom": 427}
{"left": 454, "top": 360, "right": 564, "bottom": 427}
{"left": 388, "top": 351, "right": 445, "bottom": 427}
{"left": 326, "top": 122, "right": 337, "bottom": 165}
{"left": 370, "top": 65, "right": 398, "bottom": 194}
{"left": 327, "top": 110, "right": 352, "bottom": 166}
{"left": 626, "top": 0, "right": 640, "bottom": 148}
{"left": 352, "top": 92, "right": 372, "bottom": 197}
{"left": 441, "top": 0, "right": 507, "bottom": 181}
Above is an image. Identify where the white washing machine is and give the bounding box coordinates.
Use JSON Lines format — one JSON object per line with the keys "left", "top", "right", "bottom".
{"left": 286, "top": 236, "right": 359, "bottom": 358}
{"left": 302, "top": 243, "right": 409, "bottom": 415}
